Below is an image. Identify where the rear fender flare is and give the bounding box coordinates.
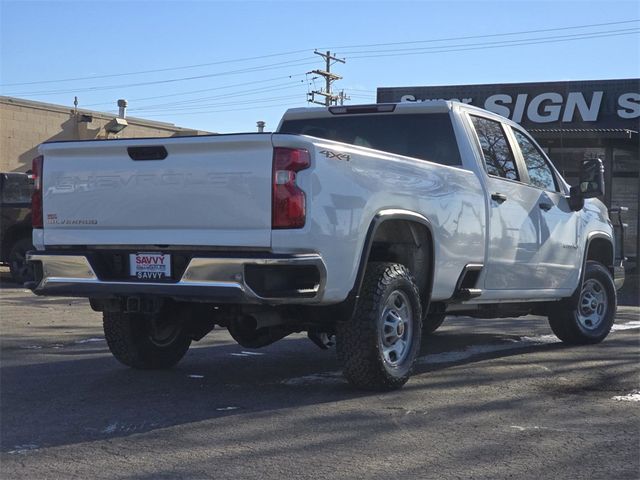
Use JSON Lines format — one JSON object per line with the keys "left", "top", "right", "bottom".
{"left": 350, "top": 209, "right": 435, "bottom": 311}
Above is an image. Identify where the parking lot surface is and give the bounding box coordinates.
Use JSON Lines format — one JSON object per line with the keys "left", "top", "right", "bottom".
{"left": 1, "top": 271, "right": 639, "bottom": 480}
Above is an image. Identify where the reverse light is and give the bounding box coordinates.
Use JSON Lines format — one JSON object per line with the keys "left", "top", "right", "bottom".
{"left": 31, "top": 155, "right": 44, "bottom": 228}
{"left": 272, "top": 147, "right": 310, "bottom": 229}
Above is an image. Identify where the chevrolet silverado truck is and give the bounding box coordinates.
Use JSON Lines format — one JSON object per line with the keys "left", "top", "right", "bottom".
{"left": 26, "top": 101, "right": 625, "bottom": 391}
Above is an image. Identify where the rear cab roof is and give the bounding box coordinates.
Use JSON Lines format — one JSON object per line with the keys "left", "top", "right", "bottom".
{"left": 277, "top": 101, "right": 454, "bottom": 130}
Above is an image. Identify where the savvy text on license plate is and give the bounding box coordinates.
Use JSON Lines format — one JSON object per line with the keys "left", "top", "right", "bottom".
{"left": 130, "top": 253, "right": 171, "bottom": 280}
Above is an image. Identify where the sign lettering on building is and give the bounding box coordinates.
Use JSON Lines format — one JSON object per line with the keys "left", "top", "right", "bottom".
{"left": 378, "top": 79, "right": 640, "bottom": 130}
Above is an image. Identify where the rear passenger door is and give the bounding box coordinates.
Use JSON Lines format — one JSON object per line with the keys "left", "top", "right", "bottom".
{"left": 469, "top": 115, "right": 544, "bottom": 290}
{"left": 509, "top": 128, "right": 580, "bottom": 290}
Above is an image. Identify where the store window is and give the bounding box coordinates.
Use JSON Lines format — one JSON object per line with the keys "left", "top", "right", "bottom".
{"left": 546, "top": 147, "right": 606, "bottom": 187}
{"left": 612, "top": 147, "right": 639, "bottom": 259}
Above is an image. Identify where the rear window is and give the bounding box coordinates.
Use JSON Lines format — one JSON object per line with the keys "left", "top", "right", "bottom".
{"left": 279, "top": 113, "right": 462, "bottom": 167}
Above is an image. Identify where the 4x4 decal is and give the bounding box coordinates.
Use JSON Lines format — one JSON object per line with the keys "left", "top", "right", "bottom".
{"left": 319, "top": 150, "right": 351, "bottom": 162}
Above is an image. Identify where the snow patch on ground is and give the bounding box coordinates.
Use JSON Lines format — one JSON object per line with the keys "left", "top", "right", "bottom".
{"left": 188, "top": 374, "right": 204, "bottom": 379}
{"left": 102, "top": 422, "right": 118, "bottom": 434}
{"left": 418, "top": 334, "right": 559, "bottom": 365}
{"left": 74, "top": 337, "right": 105, "bottom": 344}
{"left": 101, "top": 421, "right": 155, "bottom": 434}
{"left": 7, "top": 444, "right": 38, "bottom": 455}
{"left": 611, "top": 320, "right": 640, "bottom": 331}
{"left": 510, "top": 425, "right": 540, "bottom": 431}
{"left": 612, "top": 391, "right": 640, "bottom": 402}
{"left": 20, "top": 345, "right": 42, "bottom": 350}
{"left": 216, "top": 406, "right": 239, "bottom": 411}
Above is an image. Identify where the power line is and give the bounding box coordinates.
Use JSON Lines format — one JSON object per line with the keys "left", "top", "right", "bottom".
{"left": 0, "top": 49, "right": 312, "bottom": 87}
{"left": 140, "top": 100, "right": 305, "bottom": 118}
{"left": 81, "top": 74, "right": 308, "bottom": 107}
{"left": 327, "top": 19, "right": 639, "bottom": 50}
{"left": 343, "top": 27, "right": 639, "bottom": 56}
{"left": 129, "top": 94, "right": 304, "bottom": 114}
{"left": 129, "top": 84, "right": 308, "bottom": 112}
{"left": 347, "top": 29, "right": 639, "bottom": 59}
{"left": 4, "top": 58, "right": 318, "bottom": 96}
{"left": 4, "top": 19, "right": 634, "bottom": 90}
{"left": 11, "top": 25, "right": 632, "bottom": 98}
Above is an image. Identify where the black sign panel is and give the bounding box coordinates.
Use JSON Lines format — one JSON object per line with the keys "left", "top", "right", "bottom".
{"left": 377, "top": 79, "right": 640, "bottom": 131}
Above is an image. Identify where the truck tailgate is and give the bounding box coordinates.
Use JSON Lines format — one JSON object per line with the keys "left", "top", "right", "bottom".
{"left": 39, "top": 134, "right": 274, "bottom": 248}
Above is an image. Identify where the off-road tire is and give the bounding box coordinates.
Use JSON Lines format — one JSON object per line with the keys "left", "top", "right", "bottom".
{"left": 423, "top": 313, "right": 446, "bottom": 335}
{"left": 103, "top": 310, "right": 191, "bottom": 369}
{"left": 337, "top": 262, "right": 423, "bottom": 391}
{"left": 548, "top": 261, "right": 616, "bottom": 345}
{"left": 8, "top": 237, "right": 35, "bottom": 285}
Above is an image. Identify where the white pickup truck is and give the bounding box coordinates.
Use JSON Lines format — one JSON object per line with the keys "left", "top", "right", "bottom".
{"left": 27, "top": 101, "right": 625, "bottom": 390}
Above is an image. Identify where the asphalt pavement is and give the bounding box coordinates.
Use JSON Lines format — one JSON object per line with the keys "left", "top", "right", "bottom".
{"left": 1, "top": 269, "right": 639, "bottom": 480}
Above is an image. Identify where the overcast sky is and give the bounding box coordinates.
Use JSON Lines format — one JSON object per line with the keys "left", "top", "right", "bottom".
{"left": 1, "top": 0, "right": 638, "bottom": 133}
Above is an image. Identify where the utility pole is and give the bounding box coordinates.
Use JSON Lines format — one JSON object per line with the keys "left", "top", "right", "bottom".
{"left": 307, "top": 50, "right": 345, "bottom": 106}
{"left": 338, "top": 90, "right": 350, "bottom": 106}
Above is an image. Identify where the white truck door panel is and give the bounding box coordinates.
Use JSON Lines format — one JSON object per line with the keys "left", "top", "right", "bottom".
{"left": 509, "top": 127, "right": 581, "bottom": 290}
{"left": 537, "top": 192, "right": 581, "bottom": 289}
{"left": 468, "top": 114, "right": 543, "bottom": 290}
{"left": 484, "top": 177, "right": 542, "bottom": 289}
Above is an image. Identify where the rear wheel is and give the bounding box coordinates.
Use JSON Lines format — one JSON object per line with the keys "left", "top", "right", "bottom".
{"left": 548, "top": 261, "right": 616, "bottom": 345}
{"left": 103, "top": 307, "right": 192, "bottom": 369}
{"left": 337, "top": 262, "right": 423, "bottom": 391}
{"left": 9, "top": 237, "right": 35, "bottom": 285}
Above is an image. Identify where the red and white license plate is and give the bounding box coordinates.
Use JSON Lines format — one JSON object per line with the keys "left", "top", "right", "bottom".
{"left": 130, "top": 252, "right": 171, "bottom": 280}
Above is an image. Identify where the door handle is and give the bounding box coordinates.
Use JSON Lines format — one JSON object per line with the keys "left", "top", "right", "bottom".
{"left": 539, "top": 202, "right": 553, "bottom": 211}
{"left": 491, "top": 192, "right": 507, "bottom": 204}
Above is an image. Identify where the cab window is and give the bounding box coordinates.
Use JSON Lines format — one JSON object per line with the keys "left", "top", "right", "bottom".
{"left": 470, "top": 115, "right": 519, "bottom": 181}
{"left": 512, "top": 129, "right": 559, "bottom": 192}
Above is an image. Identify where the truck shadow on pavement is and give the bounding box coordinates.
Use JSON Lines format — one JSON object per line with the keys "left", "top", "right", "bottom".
{"left": 2, "top": 323, "right": 638, "bottom": 454}
{"left": 0, "top": 273, "right": 24, "bottom": 290}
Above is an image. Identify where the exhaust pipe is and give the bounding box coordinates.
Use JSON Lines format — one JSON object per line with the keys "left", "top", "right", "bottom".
{"left": 227, "top": 311, "right": 293, "bottom": 348}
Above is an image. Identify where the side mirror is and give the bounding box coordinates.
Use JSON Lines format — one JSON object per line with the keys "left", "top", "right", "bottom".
{"left": 578, "top": 158, "right": 605, "bottom": 199}
{"left": 569, "top": 158, "right": 605, "bottom": 211}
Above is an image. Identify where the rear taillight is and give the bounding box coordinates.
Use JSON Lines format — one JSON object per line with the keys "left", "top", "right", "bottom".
{"left": 31, "top": 155, "right": 43, "bottom": 228}
{"left": 272, "top": 147, "right": 310, "bottom": 229}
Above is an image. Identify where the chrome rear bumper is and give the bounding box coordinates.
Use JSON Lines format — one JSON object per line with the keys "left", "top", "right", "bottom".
{"left": 27, "top": 252, "right": 326, "bottom": 304}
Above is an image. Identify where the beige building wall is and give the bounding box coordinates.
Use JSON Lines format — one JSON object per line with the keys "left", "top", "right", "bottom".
{"left": 0, "top": 96, "right": 211, "bottom": 173}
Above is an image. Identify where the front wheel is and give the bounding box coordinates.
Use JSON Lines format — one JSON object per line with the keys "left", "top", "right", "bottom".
{"left": 337, "top": 262, "right": 423, "bottom": 391}
{"left": 103, "top": 307, "right": 192, "bottom": 369}
{"left": 548, "top": 261, "right": 616, "bottom": 345}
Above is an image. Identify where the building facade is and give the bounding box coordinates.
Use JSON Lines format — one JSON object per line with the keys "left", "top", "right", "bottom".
{"left": 0, "top": 96, "right": 210, "bottom": 173}
{"left": 377, "top": 79, "right": 640, "bottom": 265}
